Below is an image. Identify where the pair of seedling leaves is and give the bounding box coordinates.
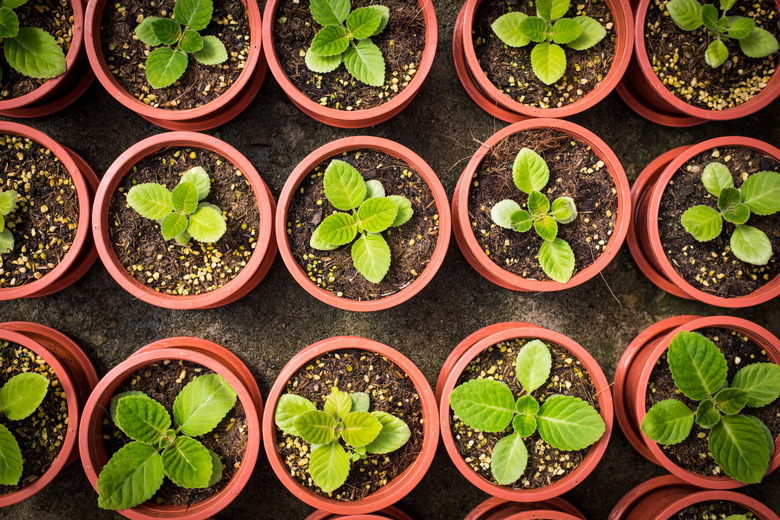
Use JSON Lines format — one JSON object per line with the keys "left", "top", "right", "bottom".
{"left": 134, "top": 0, "right": 228, "bottom": 89}
{"left": 0, "top": 0, "right": 66, "bottom": 83}
{"left": 681, "top": 164, "right": 780, "bottom": 266}
{"left": 491, "top": 0, "right": 607, "bottom": 85}
{"left": 490, "top": 148, "right": 578, "bottom": 283}
{"left": 309, "top": 159, "right": 413, "bottom": 284}
{"left": 305, "top": 0, "right": 390, "bottom": 87}
{"left": 449, "top": 340, "right": 605, "bottom": 486}
{"left": 96, "top": 374, "right": 237, "bottom": 510}
{"left": 666, "top": 0, "right": 779, "bottom": 68}
{"left": 0, "top": 372, "right": 49, "bottom": 486}
{"left": 126, "top": 166, "right": 227, "bottom": 246}
{"left": 274, "top": 387, "right": 411, "bottom": 493}
{"left": 0, "top": 189, "right": 17, "bottom": 254}
{"left": 640, "top": 330, "right": 780, "bottom": 484}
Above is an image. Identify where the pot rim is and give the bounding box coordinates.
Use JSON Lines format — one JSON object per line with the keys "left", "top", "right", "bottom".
{"left": 656, "top": 489, "right": 780, "bottom": 520}
{"left": 606, "top": 475, "right": 692, "bottom": 520}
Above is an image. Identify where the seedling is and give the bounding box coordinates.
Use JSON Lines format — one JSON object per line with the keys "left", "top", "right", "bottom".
{"left": 0, "top": 372, "right": 49, "bottom": 485}
{"left": 134, "top": 0, "right": 228, "bottom": 89}
{"left": 0, "top": 0, "right": 66, "bottom": 84}
{"left": 97, "top": 374, "right": 237, "bottom": 509}
{"left": 680, "top": 164, "right": 780, "bottom": 265}
{"left": 0, "top": 190, "right": 18, "bottom": 254}
{"left": 449, "top": 340, "right": 605, "bottom": 485}
{"left": 308, "top": 159, "right": 413, "bottom": 284}
{"left": 490, "top": 147, "right": 578, "bottom": 283}
{"left": 491, "top": 0, "right": 606, "bottom": 84}
{"left": 126, "top": 166, "right": 227, "bottom": 246}
{"left": 666, "top": 0, "right": 779, "bottom": 68}
{"left": 274, "top": 386, "right": 411, "bottom": 493}
{"left": 304, "top": 0, "right": 390, "bottom": 87}
{"left": 641, "top": 330, "right": 780, "bottom": 484}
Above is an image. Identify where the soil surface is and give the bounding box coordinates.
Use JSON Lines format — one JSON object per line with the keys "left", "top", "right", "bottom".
{"left": 658, "top": 146, "right": 780, "bottom": 298}
{"left": 672, "top": 500, "right": 754, "bottom": 519}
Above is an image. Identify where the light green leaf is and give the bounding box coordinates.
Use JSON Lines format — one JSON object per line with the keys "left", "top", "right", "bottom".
{"left": 701, "top": 4, "right": 718, "bottom": 30}
{"left": 696, "top": 399, "right": 721, "bottom": 429}
{"left": 0, "top": 423, "right": 22, "bottom": 486}
{"left": 193, "top": 35, "right": 227, "bottom": 65}
{"left": 5, "top": 27, "right": 66, "bottom": 79}
{"left": 527, "top": 190, "right": 550, "bottom": 216}
{"left": 551, "top": 196, "right": 577, "bottom": 223}
{"left": 311, "top": 25, "right": 350, "bottom": 57}
{"left": 310, "top": 225, "right": 340, "bottom": 250}
{"left": 357, "top": 197, "right": 398, "bottom": 233}
{"left": 2, "top": 0, "right": 29, "bottom": 8}
{"left": 667, "top": 0, "right": 704, "bottom": 31}
{"left": 641, "top": 399, "right": 694, "bottom": 444}
{"left": 681, "top": 205, "right": 722, "bottom": 242}
{"left": 491, "top": 199, "right": 522, "bottom": 229}
{"left": 449, "top": 378, "right": 515, "bottom": 432}
{"left": 109, "top": 391, "right": 148, "bottom": 426}
{"left": 135, "top": 16, "right": 162, "bottom": 46}
{"left": 0, "top": 216, "right": 3, "bottom": 233}
{"left": 206, "top": 449, "right": 222, "bottom": 487}
{"left": 539, "top": 237, "right": 575, "bottom": 283}
{"left": 512, "top": 147, "right": 549, "bottom": 193}
{"left": 171, "top": 181, "right": 199, "bottom": 214}
{"left": 317, "top": 213, "right": 358, "bottom": 246}
{"left": 515, "top": 395, "right": 540, "bottom": 415}
{"left": 0, "top": 8, "right": 19, "bottom": 39}
{"left": 490, "top": 433, "right": 529, "bottom": 485}
{"left": 324, "top": 387, "right": 352, "bottom": 419}
{"left": 568, "top": 16, "right": 606, "bottom": 50}
{"left": 387, "top": 195, "right": 413, "bottom": 227}
{"left": 705, "top": 39, "right": 729, "bottom": 68}
{"left": 173, "top": 0, "right": 213, "bottom": 31}
{"left": 718, "top": 15, "right": 731, "bottom": 32}
{"left": 175, "top": 230, "right": 191, "bottom": 246}
{"left": 347, "top": 7, "right": 383, "bottom": 39}
{"left": 97, "top": 442, "right": 164, "bottom": 510}
{"left": 740, "top": 170, "right": 780, "bottom": 215}
{"left": 717, "top": 186, "right": 741, "bottom": 213}
{"left": 492, "top": 12, "right": 531, "bottom": 47}
{"left": 350, "top": 392, "right": 370, "bottom": 413}
{"left": 275, "top": 394, "right": 317, "bottom": 436}
{"left": 341, "top": 411, "right": 382, "bottom": 447}
{"left": 364, "top": 180, "right": 385, "bottom": 199}
{"left": 731, "top": 363, "right": 780, "bottom": 407}
{"left": 714, "top": 388, "right": 749, "bottom": 415}
{"left": 151, "top": 18, "right": 181, "bottom": 46}
{"left": 173, "top": 374, "right": 237, "bottom": 436}
{"left": 368, "top": 5, "right": 389, "bottom": 36}
{"left": 536, "top": 0, "right": 570, "bottom": 21}
{"left": 180, "top": 166, "right": 210, "bottom": 200}
{"left": 667, "top": 331, "right": 728, "bottom": 401}
{"left": 344, "top": 40, "right": 385, "bottom": 87}
{"left": 515, "top": 339, "right": 552, "bottom": 394}
{"left": 728, "top": 17, "right": 755, "bottom": 39}
{"left": 145, "top": 47, "right": 188, "bottom": 88}
{"left": 305, "top": 46, "right": 343, "bottom": 73}
{"left": 537, "top": 395, "right": 606, "bottom": 451}
{"left": 721, "top": 0, "right": 737, "bottom": 10}
{"left": 309, "top": 442, "right": 349, "bottom": 493}
{"left": 510, "top": 210, "right": 533, "bottom": 232}
{"left": 551, "top": 18, "right": 582, "bottom": 44}
{"left": 0, "top": 190, "right": 16, "bottom": 215}
{"left": 179, "top": 29, "right": 204, "bottom": 53}
{"left": 518, "top": 16, "right": 549, "bottom": 43}
{"left": 309, "top": 0, "right": 350, "bottom": 26}
{"left": 187, "top": 204, "right": 226, "bottom": 243}
{"left": 722, "top": 203, "right": 750, "bottom": 225}
{"left": 702, "top": 162, "right": 733, "bottom": 197}
{"left": 710, "top": 414, "right": 771, "bottom": 484}
{"left": 365, "top": 411, "right": 410, "bottom": 454}
{"left": 512, "top": 414, "right": 537, "bottom": 437}
{"left": 0, "top": 372, "right": 48, "bottom": 421}
{"left": 531, "top": 41, "right": 567, "bottom": 85}
{"left": 115, "top": 395, "right": 171, "bottom": 445}
{"left": 161, "top": 436, "right": 212, "bottom": 488}
{"left": 739, "top": 27, "right": 779, "bottom": 58}
{"left": 324, "top": 160, "right": 367, "bottom": 211}
{"left": 730, "top": 224, "right": 772, "bottom": 265}
{"left": 534, "top": 216, "right": 558, "bottom": 241}
{"left": 294, "top": 410, "right": 337, "bottom": 445}
{"left": 351, "top": 233, "right": 391, "bottom": 283}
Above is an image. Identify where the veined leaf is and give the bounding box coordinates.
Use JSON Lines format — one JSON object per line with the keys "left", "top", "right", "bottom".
{"left": 317, "top": 212, "right": 358, "bottom": 246}
{"left": 0, "top": 190, "right": 17, "bottom": 215}
{"left": 309, "top": 0, "right": 350, "bottom": 26}
{"left": 347, "top": 7, "right": 383, "bottom": 40}
{"left": 386, "top": 195, "right": 413, "bottom": 227}
{"left": 536, "top": 395, "right": 605, "bottom": 450}
{"left": 365, "top": 180, "right": 385, "bottom": 199}
{"left": 512, "top": 414, "right": 537, "bottom": 437}
{"left": 365, "top": 411, "right": 410, "bottom": 454}
{"left": 731, "top": 363, "right": 780, "bottom": 407}
{"left": 173, "top": 374, "right": 237, "bottom": 436}
{"left": 5, "top": 27, "right": 66, "bottom": 79}
{"left": 491, "top": 199, "right": 522, "bottom": 229}
{"left": 551, "top": 18, "right": 582, "bottom": 45}
{"left": 206, "top": 449, "right": 222, "bottom": 487}
{"left": 350, "top": 392, "right": 370, "bottom": 413}
{"left": 351, "top": 234, "right": 391, "bottom": 283}
{"left": 344, "top": 40, "right": 385, "bottom": 87}
{"left": 568, "top": 16, "right": 606, "bottom": 50}
{"left": 193, "top": 35, "right": 227, "bottom": 65}
{"left": 97, "top": 442, "right": 164, "bottom": 510}
{"left": 188, "top": 204, "right": 226, "bottom": 243}
{"left": 0, "top": 372, "right": 48, "bottom": 421}
{"left": 515, "top": 339, "right": 552, "bottom": 394}
{"left": 309, "top": 442, "right": 350, "bottom": 493}
{"left": 515, "top": 395, "right": 540, "bottom": 415}
{"left": 0, "top": 8, "right": 19, "bottom": 39}
{"left": 294, "top": 410, "right": 337, "bottom": 445}
{"left": 0, "top": 423, "right": 22, "bottom": 485}
{"left": 368, "top": 5, "right": 389, "bottom": 36}
{"left": 151, "top": 18, "right": 181, "bottom": 46}
{"left": 728, "top": 17, "right": 756, "bottom": 39}
{"left": 641, "top": 399, "right": 694, "bottom": 444}
{"left": 518, "top": 16, "right": 549, "bottom": 42}
{"left": 705, "top": 38, "right": 729, "bottom": 68}
{"left": 145, "top": 47, "right": 188, "bottom": 89}
{"left": 714, "top": 388, "right": 749, "bottom": 415}
{"left": 180, "top": 166, "right": 211, "bottom": 200}
{"left": 740, "top": 170, "right": 780, "bottom": 215}
{"left": 311, "top": 25, "right": 350, "bottom": 57}
{"left": 179, "top": 29, "right": 204, "bottom": 53}
{"left": 324, "top": 387, "right": 352, "bottom": 419}
{"left": 341, "top": 411, "right": 382, "bottom": 447}
{"left": 534, "top": 216, "right": 558, "bottom": 241}
{"left": 538, "top": 237, "right": 575, "bottom": 283}
{"left": 510, "top": 210, "right": 533, "bottom": 232}
{"left": 666, "top": 0, "right": 704, "bottom": 31}
{"left": 324, "top": 160, "right": 367, "bottom": 211}
{"left": 161, "top": 436, "right": 212, "bottom": 488}
{"left": 109, "top": 391, "right": 149, "bottom": 426}
{"left": 527, "top": 190, "right": 550, "bottom": 217}
{"left": 745, "top": 415, "right": 774, "bottom": 456}
{"left": 722, "top": 203, "right": 750, "bottom": 225}
{"left": 115, "top": 395, "right": 171, "bottom": 445}
{"left": 512, "top": 148, "right": 549, "bottom": 193}
{"left": 449, "top": 378, "right": 515, "bottom": 432}
{"left": 739, "top": 27, "right": 779, "bottom": 58}
{"left": 531, "top": 41, "right": 567, "bottom": 85}
{"left": 667, "top": 331, "right": 727, "bottom": 401}
{"left": 681, "top": 205, "right": 722, "bottom": 242}
{"left": 490, "top": 433, "right": 528, "bottom": 485}
{"left": 171, "top": 181, "right": 199, "bottom": 214}
{"left": 135, "top": 16, "right": 162, "bottom": 46}
{"left": 174, "top": 0, "right": 213, "bottom": 31}
{"left": 695, "top": 399, "right": 721, "bottom": 429}
{"left": 536, "top": 0, "right": 571, "bottom": 21}
{"left": 357, "top": 197, "right": 398, "bottom": 233}
{"left": 275, "top": 394, "right": 317, "bottom": 436}
{"left": 702, "top": 162, "right": 733, "bottom": 197}
{"left": 710, "top": 414, "right": 771, "bottom": 484}
{"left": 730, "top": 224, "right": 772, "bottom": 265}
{"left": 306, "top": 47, "right": 343, "bottom": 73}
{"left": 717, "top": 187, "right": 741, "bottom": 213}
{"left": 551, "top": 196, "right": 577, "bottom": 223}
{"left": 161, "top": 212, "right": 189, "bottom": 241}
{"left": 701, "top": 4, "right": 718, "bottom": 30}
{"left": 491, "top": 12, "right": 531, "bottom": 47}
{"left": 310, "top": 225, "right": 340, "bottom": 251}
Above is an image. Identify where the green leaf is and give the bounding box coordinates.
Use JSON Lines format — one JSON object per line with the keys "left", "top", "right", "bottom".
{"left": 387, "top": 195, "right": 413, "bottom": 227}
{"left": 206, "top": 449, "right": 222, "bottom": 486}
{"left": 5, "top": 27, "right": 66, "bottom": 79}
{"left": 551, "top": 18, "right": 582, "bottom": 44}
{"left": 309, "top": 442, "right": 349, "bottom": 493}
{"left": 171, "top": 181, "right": 199, "bottom": 214}
{"left": 151, "top": 18, "right": 181, "bottom": 46}
{"left": 527, "top": 190, "right": 550, "bottom": 217}
{"left": 710, "top": 414, "right": 770, "bottom": 484}
{"left": 667, "top": 331, "right": 728, "bottom": 401}
{"left": 534, "top": 216, "right": 558, "bottom": 241}
{"left": 449, "top": 378, "right": 515, "bottom": 432}
{"left": 702, "top": 162, "right": 734, "bottom": 197}
{"left": 490, "top": 433, "right": 529, "bottom": 485}
{"left": 696, "top": 399, "right": 721, "bottom": 429}
{"left": 667, "top": 0, "right": 704, "bottom": 31}
{"left": 158, "top": 429, "right": 176, "bottom": 449}
{"left": 0, "top": 372, "right": 48, "bottom": 421}
{"left": 310, "top": 225, "right": 340, "bottom": 251}
{"left": 115, "top": 395, "right": 171, "bottom": 444}
{"left": 714, "top": 388, "right": 749, "bottom": 415}
{"left": 551, "top": 196, "right": 577, "bottom": 223}
{"left": 512, "top": 414, "right": 537, "bottom": 437}
{"left": 731, "top": 363, "right": 780, "bottom": 407}
{"left": 0, "top": 190, "right": 16, "bottom": 215}
{"left": 135, "top": 16, "right": 162, "bottom": 46}
{"left": 109, "top": 391, "right": 148, "bottom": 427}
{"left": 175, "top": 230, "right": 191, "bottom": 246}
{"left": 705, "top": 39, "right": 729, "bottom": 68}
{"left": 179, "top": 29, "right": 204, "bottom": 53}
{"left": 739, "top": 27, "right": 779, "bottom": 58}
{"left": 531, "top": 42, "right": 567, "bottom": 85}
{"left": 368, "top": 5, "right": 389, "bottom": 36}
{"left": 351, "top": 233, "right": 391, "bottom": 283}
{"left": 0, "top": 8, "right": 19, "bottom": 39}
{"left": 2, "top": 0, "right": 29, "bottom": 8}
{"left": 161, "top": 436, "right": 212, "bottom": 488}
{"left": 536, "top": 0, "right": 570, "bottom": 21}
{"left": 365, "top": 411, "right": 410, "bottom": 454}
{"left": 364, "top": 180, "right": 385, "bottom": 199}
{"left": 510, "top": 210, "right": 533, "bottom": 232}
{"left": 341, "top": 411, "right": 382, "bottom": 447}
{"left": 193, "top": 35, "right": 227, "bottom": 65}
{"left": 722, "top": 203, "right": 750, "bottom": 225}
{"left": 187, "top": 204, "right": 226, "bottom": 243}
{"left": 513, "top": 148, "right": 549, "bottom": 193}
{"left": 324, "top": 387, "right": 352, "bottom": 419}
{"left": 701, "top": 4, "right": 718, "bottom": 30}
{"left": 145, "top": 47, "right": 188, "bottom": 88}
{"left": 717, "top": 187, "right": 741, "bottom": 213}
{"left": 538, "top": 237, "right": 575, "bottom": 283}
{"left": 324, "top": 160, "right": 367, "bottom": 211}
{"left": 721, "top": 0, "right": 737, "bottom": 9}
{"left": 275, "top": 394, "right": 317, "bottom": 436}
{"left": 344, "top": 40, "right": 385, "bottom": 86}
{"left": 97, "top": 443, "right": 164, "bottom": 510}
{"left": 642, "top": 399, "right": 695, "bottom": 444}
{"left": 718, "top": 15, "right": 731, "bottom": 32}
{"left": 745, "top": 415, "right": 774, "bottom": 456}
{"left": 681, "top": 205, "right": 722, "bottom": 242}
{"left": 347, "top": 7, "right": 383, "bottom": 39}
{"left": 0, "top": 423, "right": 22, "bottom": 485}
{"left": 740, "top": 170, "right": 780, "bottom": 215}
{"left": 309, "top": 0, "right": 350, "bottom": 26}
{"left": 730, "top": 224, "right": 772, "bottom": 265}
{"left": 357, "top": 197, "right": 398, "bottom": 233}
{"left": 491, "top": 200, "right": 522, "bottom": 229}
{"left": 294, "top": 410, "right": 337, "bottom": 445}
{"left": 0, "top": 216, "right": 4, "bottom": 233}
{"left": 350, "top": 392, "right": 370, "bottom": 413}
{"left": 728, "top": 17, "right": 755, "bottom": 39}
{"left": 173, "top": 374, "right": 237, "bottom": 436}
{"left": 305, "top": 46, "right": 343, "bottom": 73}
{"left": 537, "top": 395, "right": 606, "bottom": 451}
{"left": 568, "top": 16, "right": 606, "bottom": 50}
{"left": 492, "top": 12, "right": 531, "bottom": 47}
{"left": 174, "top": 0, "right": 213, "bottom": 31}
{"left": 515, "top": 339, "right": 552, "bottom": 394}
{"left": 515, "top": 395, "right": 540, "bottom": 415}
{"left": 316, "top": 213, "right": 358, "bottom": 246}
{"left": 180, "top": 167, "right": 210, "bottom": 200}
{"left": 518, "top": 16, "right": 548, "bottom": 43}
{"left": 311, "top": 25, "right": 350, "bottom": 57}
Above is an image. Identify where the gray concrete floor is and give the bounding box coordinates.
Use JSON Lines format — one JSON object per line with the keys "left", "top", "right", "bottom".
{"left": 2, "top": 0, "right": 780, "bottom": 518}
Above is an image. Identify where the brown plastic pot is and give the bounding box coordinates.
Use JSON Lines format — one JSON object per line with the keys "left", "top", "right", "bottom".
{"left": 305, "top": 506, "right": 412, "bottom": 520}
{"left": 0, "top": 324, "right": 97, "bottom": 507}
{"left": 635, "top": 136, "right": 780, "bottom": 307}
{"left": 452, "top": 118, "right": 631, "bottom": 292}
{"left": 464, "top": 496, "right": 586, "bottom": 520}
{"left": 275, "top": 136, "right": 451, "bottom": 312}
{"left": 457, "top": 0, "right": 634, "bottom": 120}
{"left": 262, "top": 0, "right": 437, "bottom": 128}
{"left": 91, "top": 131, "right": 277, "bottom": 309}
{"left": 438, "top": 322, "right": 613, "bottom": 501}
{"left": 615, "top": 315, "right": 780, "bottom": 489}
{"left": 78, "top": 337, "right": 262, "bottom": 520}
{"left": 608, "top": 475, "right": 780, "bottom": 520}
{"left": 262, "top": 336, "right": 439, "bottom": 515}
{"left": 84, "top": 0, "right": 263, "bottom": 130}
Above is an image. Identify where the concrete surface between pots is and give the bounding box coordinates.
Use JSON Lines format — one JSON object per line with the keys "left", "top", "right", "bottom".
{"left": 0, "top": 0, "right": 778, "bottom": 517}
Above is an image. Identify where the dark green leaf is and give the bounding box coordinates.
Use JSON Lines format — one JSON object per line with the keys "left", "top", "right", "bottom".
{"left": 173, "top": 374, "right": 237, "bottom": 436}
{"left": 491, "top": 12, "right": 531, "bottom": 47}
{"left": 206, "top": 449, "right": 222, "bottom": 486}
{"left": 0, "top": 372, "right": 48, "bottom": 421}
{"left": 97, "top": 443, "right": 164, "bottom": 510}
{"left": 510, "top": 209, "right": 533, "bottom": 232}
{"left": 512, "top": 147, "right": 549, "bottom": 193}
{"left": 681, "top": 205, "right": 722, "bottom": 241}
{"left": 490, "top": 433, "right": 528, "bottom": 485}
{"left": 115, "top": 395, "right": 171, "bottom": 445}
{"left": 641, "top": 399, "right": 694, "bottom": 444}
{"left": 347, "top": 7, "right": 382, "bottom": 39}
{"left": 311, "top": 25, "right": 350, "bottom": 57}
{"left": 717, "top": 186, "right": 741, "bottom": 213}
{"left": 701, "top": 4, "right": 718, "bottom": 30}
{"left": 274, "top": 394, "right": 316, "bottom": 436}
{"left": 537, "top": 395, "right": 606, "bottom": 450}
{"left": 0, "top": 423, "right": 22, "bottom": 485}
{"left": 702, "top": 162, "right": 733, "bottom": 197}
{"left": 667, "top": 331, "right": 727, "bottom": 400}
{"left": 192, "top": 35, "right": 227, "bottom": 65}
{"left": 179, "top": 29, "right": 204, "bottom": 52}
{"left": 365, "top": 411, "right": 410, "bottom": 454}
{"left": 324, "top": 160, "right": 366, "bottom": 211}
{"left": 739, "top": 27, "right": 779, "bottom": 58}
{"left": 151, "top": 18, "right": 181, "bottom": 46}
{"left": 740, "top": 170, "right": 780, "bottom": 215}
{"left": 344, "top": 39, "right": 385, "bottom": 86}
{"left": 731, "top": 363, "right": 780, "bottom": 407}
{"left": 309, "top": 0, "right": 350, "bottom": 26}
{"left": 5, "top": 27, "right": 66, "bottom": 79}
{"left": 161, "top": 436, "right": 212, "bottom": 488}
{"left": 449, "top": 378, "right": 515, "bottom": 432}
{"left": 722, "top": 203, "right": 750, "bottom": 225}
{"left": 0, "top": 8, "right": 19, "bottom": 39}
{"left": 145, "top": 47, "right": 188, "bottom": 88}
{"left": 695, "top": 399, "right": 721, "bottom": 429}
{"left": 316, "top": 213, "right": 357, "bottom": 246}
{"left": 667, "top": 0, "right": 704, "bottom": 31}
{"left": 745, "top": 415, "right": 774, "bottom": 456}
{"left": 309, "top": 442, "right": 349, "bottom": 493}
{"left": 531, "top": 41, "right": 567, "bottom": 85}
{"left": 567, "top": 16, "right": 606, "bottom": 50}
{"left": 730, "top": 224, "right": 772, "bottom": 265}
{"left": 714, "top": 388, "right": 749, "bottom": 415}
{"left": 135, "top": 16, "right": 162, "bottom": 46}
{"left": 351, "top": 233, "right": 391, "bottom": 283}
{"left": 294, "top": 410, "right": 337, "bottom": 445}
{"left": 538, "top": 237, "right": 575, "bottom": 283}
{"left": 710, "top": 414, "right": 771, "bottom": 484}
{"left": 515, "top": 339, "right": 552, "bottom": 394}
{"left": 174, "top": 0, "right": 213, "bottom": 31}
{"left": 357, "top": 197, "right": 398, "bottom": 233}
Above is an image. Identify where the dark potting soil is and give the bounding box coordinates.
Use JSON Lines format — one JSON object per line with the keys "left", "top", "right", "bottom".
{"left": 286, "top": 149, "right": 439, "bottom": 301}
{"left": 0, "top": 341, "right": 68, "bottom": 495}
{"left": 450, "top": 339, "right": 602, "bottom": 489}
{"left": 100, "top": 0, "right": 250, "bottom": 110}
{"left": 646, "top": 327, "right": 780, "bottom": 478}
{"left": 108, "top": 147, "right": 260, "bottom": 296}
{"left": 467, "top": 128, "right": 618, "bottom": 281}
{"left": 102, "top": 360, "right": 247, "bottom": 506}
{"left": 672, "top": 500, "right": 754, "bottom": 520}
{"left": 658, "top": 146, "right": 780, "bottom": 298}
{"left": 645, "top": 0, "right": 780, "bottom": 110}
{"left": 272, "top": 0, "right": 425, "bottom": 111}
{"left": 472, "top": 0, "right": 616, "bottom": 108}
{"left": 276, "top": 349, "right": 424, "bottom": 501}
{"left": 0, "top": 135, "right": 80, "bottom": 289}
{"left": 0, "top": 0, "right": 73, "bottom": 100}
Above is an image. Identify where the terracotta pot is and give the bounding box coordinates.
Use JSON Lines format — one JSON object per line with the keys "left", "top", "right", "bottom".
{"left": 608, "top": 475, "right": 780, "bottom": 520}
{"left": 438, "top": 322, "right": 613, "bottom": 501}
{"left": 78, "top": 337, "right": 262, "bottom": 520}
{"left": 0, "top": 122, "right": 96, "bottom": 300}
{"left": 262, "top": 336, "right": 439, "bottom": 514}
{"left": 615, "top": 315, "right": 780, "bottom": 489}
{"left": 262, "top": 0, "right": 437, "bottom": 128}
{"left": 84, "top": 0, "right": 264, "bottom": 130}
{"left": 305, "top": 506, "right": 412, "bottom": 520}
{"left": 618, "top": 0, "right": 780, "bottom": 125}
{"left": 635, "top": 136, "right": 780, "bottom": 307}
{"left": 464, "top": 496, "right": 586, "bottom": 520}
{"left": 275, "top": 136, "right": 451, "bottom": 311}
{"left": 452, "top": 118, "right": 631, "bottom": 292}
{"left": 0, "top": 324, "right": 97, "bottom": 507}
{"left": 91, "top": 131, "right": 277, "bottom": 309}
{"left": 456, "top": 0, "right": 634, "bottom": 120}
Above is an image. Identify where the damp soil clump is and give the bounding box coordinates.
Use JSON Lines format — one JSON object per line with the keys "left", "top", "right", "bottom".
{"left": 671, "top": 501, "right": 754, "bottom": 519}
{"left": 468, "top": 128, "right": 618, "bottom": 281}
{"left": 108, "top": 147, "right": 260, "bottom": 296}
{"left": 658, "top": 146, "right": 780, "bottom": 298}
